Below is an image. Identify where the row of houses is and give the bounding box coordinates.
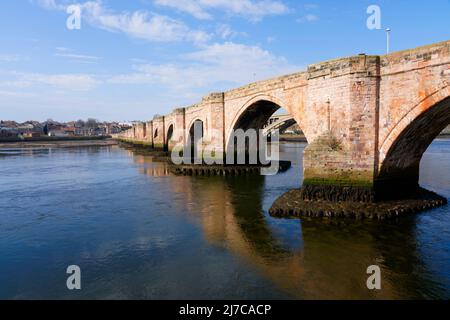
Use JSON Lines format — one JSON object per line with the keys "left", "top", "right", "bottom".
{"left": 0, "top": 120, "right": 132, "bottom": 139}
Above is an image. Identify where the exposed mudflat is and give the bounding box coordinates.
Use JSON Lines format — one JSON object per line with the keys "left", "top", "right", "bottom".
{"left": 0, "top": 139, "right": 118, "bottom": 149}
{"left": 270, "top": 187, "right": 448, "bottom": 220}
{"left": 168, "top": 160, "right": 291, "bottom": 176}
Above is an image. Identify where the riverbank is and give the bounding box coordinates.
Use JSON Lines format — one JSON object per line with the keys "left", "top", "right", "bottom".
{"left": 0, "top": 138, "right": 118, "bottom": 149}
{"left": 280, "top": 135, "right": 307, "bottom": 143}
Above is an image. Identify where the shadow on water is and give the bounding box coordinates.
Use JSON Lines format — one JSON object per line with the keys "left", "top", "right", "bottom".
{"left": 298, "top": 216, "right": 449, "bottom": 299}
{"left": 131, "top": 146, "right": 449, "bottom": 299}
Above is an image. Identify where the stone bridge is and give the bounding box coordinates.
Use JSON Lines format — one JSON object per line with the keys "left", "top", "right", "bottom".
{"left": 263, "top": 115, "right": 297, "bottom": 135}
{"left": 119, "top": 40, "right": 450, "bottom": 202}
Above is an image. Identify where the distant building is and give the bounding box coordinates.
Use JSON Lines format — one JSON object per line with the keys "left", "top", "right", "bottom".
{"left": 75, "top": 127, "right": 93, "bottom": 136}
{"left": 22, "top": 132, "right": 42, "bottom": 138}
{"left": 1, "top": 119, "right": 132, "bottom": 138}
{"left": 0, "top": 121, "right": 19, "bottom": 137}
{"left": 48, "top": 130, "right": 69, "bottom": 137}
{"left": 0, "top": 128, "right": 17, "bottom": 137}
{"left": 64, "top": 126, "right": 76, "bottom": 136}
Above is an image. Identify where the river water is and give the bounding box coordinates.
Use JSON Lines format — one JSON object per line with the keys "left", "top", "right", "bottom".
{"left": 0, "top": 140, "right": 449, "bottom": 299}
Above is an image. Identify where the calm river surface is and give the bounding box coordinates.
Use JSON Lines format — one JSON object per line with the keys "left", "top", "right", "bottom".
{"left": 0, "top": 140, "right": 449, "bottom": 299}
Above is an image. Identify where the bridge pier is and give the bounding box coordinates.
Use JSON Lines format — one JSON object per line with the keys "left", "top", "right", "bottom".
{"left": 301, "top": 132, "right": 376, "bottom": 203}
{"left": 300, "top": 54, "right": 381, "bottom": 203}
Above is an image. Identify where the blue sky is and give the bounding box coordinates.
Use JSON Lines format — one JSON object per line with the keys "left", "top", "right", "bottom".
{"left": 0, "top": 0, "right": 449, "bottom": 122}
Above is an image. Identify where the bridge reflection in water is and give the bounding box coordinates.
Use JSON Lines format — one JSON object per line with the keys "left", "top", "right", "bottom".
{"left": 127, "top": 142, "right": 449, "bottom": 299}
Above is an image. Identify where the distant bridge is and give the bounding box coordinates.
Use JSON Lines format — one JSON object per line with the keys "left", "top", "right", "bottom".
{"left": 263, "top": 115, "right": 297, "bottom": 136}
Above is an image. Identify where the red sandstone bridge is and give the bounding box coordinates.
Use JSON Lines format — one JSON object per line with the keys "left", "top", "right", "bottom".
{"left": 119, "top": 40, "right": 450, "bottom": 203}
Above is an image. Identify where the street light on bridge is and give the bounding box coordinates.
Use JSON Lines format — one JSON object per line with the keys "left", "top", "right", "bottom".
{"left": 386, "top": 28, "right": 391, "bottom": 54}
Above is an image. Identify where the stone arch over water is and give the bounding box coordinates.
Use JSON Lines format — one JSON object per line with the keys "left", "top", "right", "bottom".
{"left": 165, "top": 124, "right": 174, "bottom": 152}
{"left": 376, "top": 94, "right": 450, "bottom": 199}
{"left": 189, "top": 119, "right": 204, "bottom": 162}
{"left": 226, "top": 97, "right": 304, "bottom": 165}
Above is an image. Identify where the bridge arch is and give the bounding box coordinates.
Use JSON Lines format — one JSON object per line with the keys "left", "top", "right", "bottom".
{"left": 189, "top": 119, "right": 204, "bottom": 161}
{"left": 165, "top": 123, "right": 174, "bottom": 152}
{"left": 379, "top": 85, "right": 450, "bottom": 161}
{"left": 225, "top": 95, "right": 305, "bottom": 164}
{"left": 228, "top": 95, "right": 285, "bottom": 133}
{"left": 376, "top": 87, "right": 450, "bottom": 199}
{"left": 143, "top": 123, "right": 147, "bottom": 138}
{"left": 226, "top": 94, "right": 304, "bottom": 150}
{"left": 187, "top": 117, "right": 206, "bottom": 135}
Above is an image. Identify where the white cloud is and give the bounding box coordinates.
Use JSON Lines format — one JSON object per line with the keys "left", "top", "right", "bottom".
{"left": 55, "top": 47, "right": 71, "bottom": 52}
{"left": 37, "top": 0, "right": 210, "bottom": 44}
{"left": 54, "top": 47, "right": 101, "bottom": 63}
{"left": 305, "top": 14, "right": 318, "bottom": 22}
{"left": 0, "top": 55, "right": 29, "bottom": 62}
{"left": 0, "top": 90, "right": 35, "bottom": 97}
{"left": 216, "top": 24, "right": 233, "bottom": 39}
{"left": 296, "top": 14, "right": 318, "bottom": 23}
{"left": 130, "top": 58, "right": 149, "bottom": 64}
{"left": 55, "top": 53, "right": 100, "bottom": 63}
{"left": 30, "top": 73, "right": 100, "bottom": 91}
{"left": 82, "top": 1, "right": 210, "bottom": 43}
{"left": 2, "top": 42, "right": 300, "bottom": 97}
{"left": 109, "top": 42, "right": 300, "bottom": 94}
{"left": 2, "top": 71, "right": 101, "bottom": 91}
{"left": 296, "top": 3, "right": 319, "bottom": 23}
{"left": 154, "top": 0, "right": 212, "bottom": 20}
{"left": 215, "top": 24, "right": 246, "bottom": 39}
{"left": 304, "top": 4, "right": 319, "bottom": 10}
{"left": 154, "top": 0, "right": 289, "bottom": 21}
{"left": 36, "top": 0, "right": 65, "bottom": 10}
